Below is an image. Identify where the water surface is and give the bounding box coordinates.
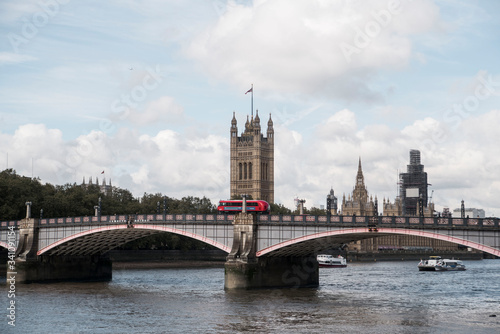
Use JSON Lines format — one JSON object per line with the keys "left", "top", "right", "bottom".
{"left": 1, "top": 259, "right": 499, "bottom": 333}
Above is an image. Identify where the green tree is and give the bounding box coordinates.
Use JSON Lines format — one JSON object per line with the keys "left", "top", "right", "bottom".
{"left": 270, "top": 203, "right": 292, "bottom": 214}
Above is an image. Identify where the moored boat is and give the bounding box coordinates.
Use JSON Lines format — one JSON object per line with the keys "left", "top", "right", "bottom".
{"left": 418, "top": 256, "right": 466, "bottom": 271}
{"left": 317, "top": 254, "right": 347, "bottom": 268}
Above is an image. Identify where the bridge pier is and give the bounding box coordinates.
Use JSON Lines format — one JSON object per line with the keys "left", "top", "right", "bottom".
{"left": 13, "top": 217, "right": 111, "bottom": 283}
{"left": 15, "top": 255, "right": 112, "bottom": 283}
{"left": 224, "top": 213, "right": 319, "bottom": 289}
{"left": 225, "top": 255, "right": 319, "bottom": 289}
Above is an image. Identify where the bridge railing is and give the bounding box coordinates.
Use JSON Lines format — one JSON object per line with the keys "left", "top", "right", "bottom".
{"left": 0, "top": 221, "right": 18, "bottom": 228}
{"left": 1, "top": 214, "right": 499, "bottom": 229}
{"left": 32, "top": 213, "right": 237, "bottom": 226}
{"left": 257, "top": 214, "right": 500, "bottom": 229}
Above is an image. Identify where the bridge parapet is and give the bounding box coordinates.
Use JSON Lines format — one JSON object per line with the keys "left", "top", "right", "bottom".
{"left": 2, "top": 214, "right": 499, "bottom": 231}
{"left": 256, "top": 215, "right": 500, "bottom": 230}
{"left": 0, "top": 213, "right": 236, "bottom": 228}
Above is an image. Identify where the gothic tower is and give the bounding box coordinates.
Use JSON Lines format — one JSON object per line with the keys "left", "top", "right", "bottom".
{"left": 399, "top": 149, "right": 428, "bottom": 216}
{"left": 230, "top": 111, "right": 274, "bottom": 203}
{"left": 341, "top": 158, "right": 377, "bottom": 216}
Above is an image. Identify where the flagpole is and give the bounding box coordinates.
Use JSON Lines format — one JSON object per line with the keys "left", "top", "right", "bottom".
{"left": 251, "top": 84, "right": 253, "bottom": 119}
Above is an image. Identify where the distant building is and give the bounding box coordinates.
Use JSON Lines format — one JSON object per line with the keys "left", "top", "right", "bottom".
{"left": 341, "top": 158, "right": 378, "bottom": 216}
{"left": 343, "top": 154, "right": 455, "bottom": 253}
{"left": 327, "top": 188, "right": 338, "bottom": 215}
{"left": 230, "top": 111, "right": 274, "bottom": 203}
{"left": 399, "top": 150, "right": 432, "bottom": 216}
{"left": 452, "top": 207, "right": 485, "bottom": 218}
{"left": 82, "top": 176, "right": 112, "bottom": 196}
{"left": 382, "top": 197, "right": 402, "bottom": 216}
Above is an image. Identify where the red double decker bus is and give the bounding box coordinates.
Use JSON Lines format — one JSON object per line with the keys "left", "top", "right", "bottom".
{"left": 217, "top": 200, "right": 270, "bottom": 214}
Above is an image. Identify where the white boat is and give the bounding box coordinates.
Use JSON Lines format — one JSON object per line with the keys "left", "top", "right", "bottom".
{"left": 317, "top": 254, "right": 347, "bottom": 268}
{"left": 418, "top": 256, "right": 466, "bottom": 271}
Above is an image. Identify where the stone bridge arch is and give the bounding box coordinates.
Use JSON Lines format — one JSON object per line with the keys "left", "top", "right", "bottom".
{"left": 38, "top": 224, "right": 231, "bottom": 257}
{"left": 256, "top": 227, "right": 500, "bottom": 258}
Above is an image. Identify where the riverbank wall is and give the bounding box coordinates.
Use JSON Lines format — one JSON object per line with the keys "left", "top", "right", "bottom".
{"left": 347, "top": 250, "right": 484, "bottom": 262}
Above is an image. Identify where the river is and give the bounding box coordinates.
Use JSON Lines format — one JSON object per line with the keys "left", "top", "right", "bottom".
{"left": 1, "top": 259, "right": 499, "bottom": 333}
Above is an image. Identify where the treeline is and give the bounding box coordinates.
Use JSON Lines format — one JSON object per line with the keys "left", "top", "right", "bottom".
{"left": 0, "top": 169, "right": 219, "bottom": 251}
{"left": 0, "top": 169, "right": 325, "bottom": 250}
{"left": 0, "top": 169, "right": 217, "bottom": 220}
{"left": 0, "top": 169, "right": 325, "bottom": 220}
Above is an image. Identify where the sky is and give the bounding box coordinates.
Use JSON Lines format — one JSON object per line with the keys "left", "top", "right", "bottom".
{"left": 1, "top": 0, "right": 500, "bottom": 216}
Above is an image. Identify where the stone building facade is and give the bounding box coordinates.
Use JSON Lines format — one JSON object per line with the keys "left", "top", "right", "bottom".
{"left": 341, "top": 158, "right": 457, "bottom": 253}
{"left": 341, "top": 158, "right": 378, "bottom": 216}
{"left": 230, "top": 111, "right": 274, "bottom": 203}
{"left": 82, "top": 176, "right": 112, "bottom": 196}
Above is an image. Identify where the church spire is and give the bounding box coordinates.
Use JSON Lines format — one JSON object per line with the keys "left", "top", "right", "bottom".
{"left": 231, "top": 112, "right": 238, "bottom": 137}
{"left": 231, "top": 111, "right": 237, "bottom": 126}
{"left": 356, "top": 157, "right": 364, "bottom": 187}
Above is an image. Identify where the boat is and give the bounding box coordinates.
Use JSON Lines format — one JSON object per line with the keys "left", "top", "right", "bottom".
{"left": 418, "top": 256, "right": 466, "bottom": 271}
{"left": 317, "top": 254, "right": 347, "bottom": 268}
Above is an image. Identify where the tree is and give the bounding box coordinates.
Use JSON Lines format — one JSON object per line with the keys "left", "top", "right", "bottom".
{"left": 270, "top": 203, "right": 292, "bottom": 214}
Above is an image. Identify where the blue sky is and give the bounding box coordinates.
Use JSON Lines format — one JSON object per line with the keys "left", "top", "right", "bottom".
{"left": 1, "top": 0, "right": 500, "bottom": 216}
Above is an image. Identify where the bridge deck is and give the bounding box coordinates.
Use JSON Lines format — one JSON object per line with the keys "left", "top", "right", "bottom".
{"left": 1, "top": 214, "right": 499, "bottom": 229}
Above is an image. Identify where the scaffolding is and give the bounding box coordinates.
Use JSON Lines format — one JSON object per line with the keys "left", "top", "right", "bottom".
{"left": 399, "top": 150, "right": 429, "bottom": 216}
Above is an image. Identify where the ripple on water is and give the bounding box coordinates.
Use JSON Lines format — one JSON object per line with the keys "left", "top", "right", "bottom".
{"left": 1, "top": 261, "right": 499, "bottom": 333}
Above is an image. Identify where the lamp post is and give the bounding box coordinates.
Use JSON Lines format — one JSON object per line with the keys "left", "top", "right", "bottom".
{"left": 25, "top": 201, "right": 32, "bottom": 219}
{"left": 326, "top": 194, "right": 332, "bottom": 223}
{"left": 241, "top": 194, "right": 247, "bottom": 213}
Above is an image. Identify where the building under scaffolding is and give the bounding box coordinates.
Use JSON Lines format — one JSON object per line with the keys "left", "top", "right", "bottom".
{"left": 399, "top": 150, "right": 429, "bottom": 216}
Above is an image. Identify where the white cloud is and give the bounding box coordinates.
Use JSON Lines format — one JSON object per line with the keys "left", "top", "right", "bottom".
{"left": 0, "top": 52, "right": 36, "bottom": 65}
{"left": 186, "top": 0, "right": 442, "bottom": 101}
{"left": 128, "top": 96, "right": 184, "bottom": 126}
{"left": 1, "top": 108, "right": 499, "bottom": 216}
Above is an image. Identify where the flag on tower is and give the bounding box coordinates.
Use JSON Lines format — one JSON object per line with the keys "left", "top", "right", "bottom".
{"left": 245, "top": 87, "right": 253, "bottom": 94}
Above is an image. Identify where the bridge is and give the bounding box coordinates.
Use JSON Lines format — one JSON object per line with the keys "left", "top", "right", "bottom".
{"left": 2, "top": 209, "right": 499, "bottom": 289}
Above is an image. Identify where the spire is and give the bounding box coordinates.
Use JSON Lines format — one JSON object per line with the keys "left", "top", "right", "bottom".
{"left": 267, "top": 113, "right": 274, "bottom": 140}
{"left": 254, "top": 110, "right": 261, "bottom": 134}
{"left": 267, "top": 113, "right": 273, "bottom": 127}
{"left": 254, "top": 110, "right": 260, "bottom": 124}
{"left": 231, "top": 111, "right": 237, "bottom": 126}
{"left": 231, "top": 111, "right": 237, "bottom": 135}
{"left": 356, "top": 157, "right": 364, "bottom": 186}
{"left": 245, "top": 115, "right": 250, "bottom": 134}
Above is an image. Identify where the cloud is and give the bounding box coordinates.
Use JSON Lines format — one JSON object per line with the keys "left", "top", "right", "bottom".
{"left": 0, "top": 52, "right": 36, "bottom": 65}
{"left": 186, "top": 0, "right": 442, "bottom": 101}
{"left": 128, "top": 96, "right": 184, "bottom": 126}
{"left": 1, "top": 108, "right": 499, "bottom": 216}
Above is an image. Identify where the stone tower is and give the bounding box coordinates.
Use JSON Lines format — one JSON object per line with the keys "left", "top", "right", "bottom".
{"left": 341, "top": 158, "right": 377, "bottom": 216}
{"left": 399, "top": 149, "right": 428, "bottom": 216}
{"left": 230, "top": 111, "right": 274, "bottom": 203}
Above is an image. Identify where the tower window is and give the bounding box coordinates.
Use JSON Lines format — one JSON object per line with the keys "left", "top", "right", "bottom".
{"left": 244, "top": 162, "right": 247, "bottom": 180}
{"left": 239, "top": 163, "right": 242, "bottom": 180}
{"left": 249, "top": 162, "right": 252, "bottom": 179}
